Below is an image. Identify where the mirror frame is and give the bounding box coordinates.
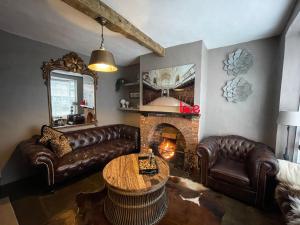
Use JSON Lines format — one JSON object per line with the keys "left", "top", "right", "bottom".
{"left": 41, "top": 52, "right": 98, "bottom": 128}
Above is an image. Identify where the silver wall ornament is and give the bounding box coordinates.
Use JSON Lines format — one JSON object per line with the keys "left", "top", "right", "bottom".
{"left": 223, "top": 77, "right": 252, "bottom": 103}
{"left": 223, "top": 48, "right": 253, "bottom": 76}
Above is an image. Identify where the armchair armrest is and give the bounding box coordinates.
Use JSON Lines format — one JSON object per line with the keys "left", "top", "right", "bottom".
{"left": 120, "top": 125, "right": 140, "bottom": 150}
{"left": 247, "top": 145, "right": 279, "bottom": 185}
{"left": 197, "top": 137, "right": 220, "bottom": 185}
{"left": 18, "top": 136, "right": 58, "bottom": 186}
{"left": 246, "top": 145, "right": 279, "bottom": 208}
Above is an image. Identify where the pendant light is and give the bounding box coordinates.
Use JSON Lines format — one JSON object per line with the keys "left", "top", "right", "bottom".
{"left": 88, "top": 17, "right": 118, "bottom": 72}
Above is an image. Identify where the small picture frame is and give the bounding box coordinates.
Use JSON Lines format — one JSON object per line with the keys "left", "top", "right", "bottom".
{"left": 129, "top": 92, "right": 140, "bottom": 99}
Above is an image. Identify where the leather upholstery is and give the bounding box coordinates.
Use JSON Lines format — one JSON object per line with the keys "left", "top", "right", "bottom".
{"left": 19, "top": 124, "right": 140, "bottom": 186}
{"left": 197, "top": 135, "right": 278, "bottom": 209}
{"left": 210, "top": 158, "right": 250, "bottom": 188}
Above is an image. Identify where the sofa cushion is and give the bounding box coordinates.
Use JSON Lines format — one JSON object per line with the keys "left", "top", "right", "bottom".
{"left": 50, "top": 135, "right": 72, "bottom": 158}
{"left": 210, "top": 158, "right": 250, "bottom": 188}
{"left": 38, "top": 125, "right": 62, "bottom": 145}
{"left": 55, "top": 139, "right": 136, "bottom": 176}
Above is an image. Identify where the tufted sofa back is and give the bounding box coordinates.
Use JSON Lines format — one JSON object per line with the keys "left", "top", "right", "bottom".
{"left": 215, "top": 135, "right": 256, "bottom": 162}
{"left": 65, "top": 124, "right": 139, "bottom": 150}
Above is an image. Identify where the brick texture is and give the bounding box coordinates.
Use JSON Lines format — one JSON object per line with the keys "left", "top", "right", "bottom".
{"left": 140, "top": 114, "right": 200, "bottom": 171}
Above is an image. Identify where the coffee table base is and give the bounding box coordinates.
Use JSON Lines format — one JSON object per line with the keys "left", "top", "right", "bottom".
{"left": 104, "top": 186, "right": 168, "bottom": 225}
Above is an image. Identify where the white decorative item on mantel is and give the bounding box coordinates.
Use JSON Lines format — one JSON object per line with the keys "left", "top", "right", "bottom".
{"left": 223, "top": 77, "right": 252, "bottom": 102}
{"left": 120, "top": 99, "right": 126, "bottom": 108}
{"left": 223, "top": 48, "right": 254, "bottom": 76}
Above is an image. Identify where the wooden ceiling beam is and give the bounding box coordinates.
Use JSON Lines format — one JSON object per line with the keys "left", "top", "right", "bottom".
{"left": 62, "top": 0, "right": 165, "bottom": 56}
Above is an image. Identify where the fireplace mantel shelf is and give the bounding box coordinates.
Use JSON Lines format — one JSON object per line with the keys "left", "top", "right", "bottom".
{"left": 119, "top": 108, "right": 200, "bottom": 119}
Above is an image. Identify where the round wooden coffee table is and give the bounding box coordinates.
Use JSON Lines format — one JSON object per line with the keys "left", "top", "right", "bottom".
{"left": 103, "top": 154, "right": 169, "bottom": 225}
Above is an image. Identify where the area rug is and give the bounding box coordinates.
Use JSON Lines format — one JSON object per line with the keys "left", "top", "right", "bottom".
{"left": 46, "top": 176, "right": 224, "bottom": 225}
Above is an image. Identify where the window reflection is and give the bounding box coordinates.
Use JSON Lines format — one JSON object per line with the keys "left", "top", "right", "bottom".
{"left": 51, "top": 76, "right": 78, "bottom": 118}
{"left": 49, "top": 70, "right": 96, "bottom": 127}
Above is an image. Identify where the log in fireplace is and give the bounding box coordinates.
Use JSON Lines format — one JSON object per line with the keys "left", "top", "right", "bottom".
{"left": 158, "top": 133, "right": 176, "bottom": 160}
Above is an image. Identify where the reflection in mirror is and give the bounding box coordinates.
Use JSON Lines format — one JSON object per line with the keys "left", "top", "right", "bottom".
{"left": 50, "top": 70, "right": 96, "bottom": 127}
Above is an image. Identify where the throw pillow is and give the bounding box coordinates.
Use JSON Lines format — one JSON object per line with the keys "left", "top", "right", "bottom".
{"left": 50, "top": 135, "right": 72, "bottom": 158}
{"left": 38, "top": 125, "right": 63, "bottom": 145}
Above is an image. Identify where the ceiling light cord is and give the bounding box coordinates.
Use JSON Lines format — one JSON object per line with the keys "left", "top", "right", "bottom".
{"left": 100, "top": 23, "right": 104, "bottom": 49}
{"left": 88, "top": 15, "right": 117, "bottom": 72}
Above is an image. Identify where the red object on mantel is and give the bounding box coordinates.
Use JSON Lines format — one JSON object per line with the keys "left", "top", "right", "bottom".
{"left": 159, "top": 138, "right": 176, "bottom": 160}
{"left": 179, "top": 101, "right": 200, "bottom": 114}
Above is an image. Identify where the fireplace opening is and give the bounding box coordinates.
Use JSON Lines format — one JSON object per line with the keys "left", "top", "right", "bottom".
{"left": 159, "top": 133, "right": 176, "bottom": 159}
{"left": 149, "top": 123, "right": 186, "bottom": 170}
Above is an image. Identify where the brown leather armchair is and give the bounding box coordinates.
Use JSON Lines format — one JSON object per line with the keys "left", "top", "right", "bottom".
{"left": 197, "top": 135, "right": 278, "bottom": 209}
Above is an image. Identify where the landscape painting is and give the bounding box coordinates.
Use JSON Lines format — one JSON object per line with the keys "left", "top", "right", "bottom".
{"left": 142, "top": 64, "right": 195, "bottom": 107}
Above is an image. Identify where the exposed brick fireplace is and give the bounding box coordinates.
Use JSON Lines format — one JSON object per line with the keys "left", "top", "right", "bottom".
{"left": 140, "top": 113, "right": 200, "bottom": 173}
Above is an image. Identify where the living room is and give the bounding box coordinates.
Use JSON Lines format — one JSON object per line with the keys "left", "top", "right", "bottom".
{"left": 0, "top": 1, "right": 300, "bottom": 225}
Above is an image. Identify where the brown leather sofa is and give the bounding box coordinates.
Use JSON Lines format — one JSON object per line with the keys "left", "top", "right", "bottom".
{"left": 19, "top": 124, "right": 140, "bottom": 186}
{"left": 197, "top": 135, "right": 279, "bottom": 209}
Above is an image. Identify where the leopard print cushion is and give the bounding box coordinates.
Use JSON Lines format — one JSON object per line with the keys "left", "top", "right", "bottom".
{"left": 39, "top": 125, "right": 62, "bottom": 145}
{"left": 39, "top": 125, "right": 72, "bottom": 157}
{"left": 50, "top": 135, "right": 72, "bottom": 158}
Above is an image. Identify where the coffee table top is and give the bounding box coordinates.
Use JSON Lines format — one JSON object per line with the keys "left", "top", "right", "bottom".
{"left": 103, "top": 154, "right": 169, "bottom": 193}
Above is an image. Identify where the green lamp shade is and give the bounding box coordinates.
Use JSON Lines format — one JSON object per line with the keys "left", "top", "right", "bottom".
{"left": 88, "top": 49, "right": 118, "bottom": 72}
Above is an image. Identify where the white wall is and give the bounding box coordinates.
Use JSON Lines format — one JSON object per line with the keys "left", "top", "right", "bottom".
{"left": 275, "top": 2, "right": 300, "bottom": 160}
{"left": 204, "top": 37, "right": 281, "bottom": 147}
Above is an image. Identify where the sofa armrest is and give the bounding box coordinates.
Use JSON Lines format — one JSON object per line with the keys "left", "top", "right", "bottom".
{"left": 120, "top": 125, "right": 140, "bottom": 150}
{"left": 18, "top": 137, "right": 58, "bottom": 186}
{"left": 197, "top": 137, "right": 220, "bottom": 185}
{"left": 246, "top": 145, "right": 279, "bottom": 208}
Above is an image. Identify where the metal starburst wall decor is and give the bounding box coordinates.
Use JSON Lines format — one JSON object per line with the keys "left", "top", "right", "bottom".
{"left": 223, "top": 48, "right": 253, "bottom": 76}
{"left": 222, "top": 48, "right": 254, "bottom": 103}
{"left": 223, "top": 77, "right": 252, "bottom": 102}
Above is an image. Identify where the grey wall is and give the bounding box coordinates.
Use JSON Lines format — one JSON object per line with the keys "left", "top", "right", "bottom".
{"left": 96, "top": 72, "right": 123, "bottom": 126}
{"left": 204, "top": 37, "right": 281, "bottom": 147}
{"left": 120, "top": 64, "right": 140, "bottom": 127}
{"left": 199, "top": 44, "right": 208, "bottom": 139}
{"left": 0, "top": 30, "right": 124, "bottom": 184}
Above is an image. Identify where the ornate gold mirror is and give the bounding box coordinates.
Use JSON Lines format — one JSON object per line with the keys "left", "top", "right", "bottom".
{"left": 42, "top": 52, "right": 98, "bottom": 128}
